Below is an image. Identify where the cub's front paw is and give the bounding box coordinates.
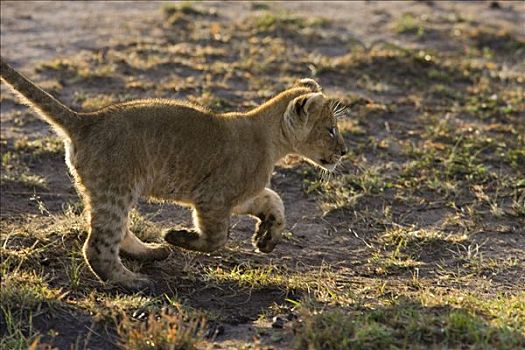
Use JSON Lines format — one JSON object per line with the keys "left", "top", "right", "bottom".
{"left": 252, "top": 220, "right": 278, "bottom": 253}
{"left": 163, "top": 228, "right": 199, "bottom": 249}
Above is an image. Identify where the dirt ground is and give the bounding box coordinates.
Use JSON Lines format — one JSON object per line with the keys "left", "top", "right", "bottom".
{"left": 1, "top": 1, "right": 524, "bottom": 349}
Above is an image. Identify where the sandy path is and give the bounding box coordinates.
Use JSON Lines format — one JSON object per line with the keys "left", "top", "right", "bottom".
{"left": 1, "top": 1, "right": 161, "bottom": 66}
{"left": 2, "top": 1, "right": 523, "bottom": 69}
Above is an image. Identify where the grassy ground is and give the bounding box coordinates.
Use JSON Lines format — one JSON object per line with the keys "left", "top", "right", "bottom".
{"left": 1, "top": 1, "right": 524, "bottom": 349}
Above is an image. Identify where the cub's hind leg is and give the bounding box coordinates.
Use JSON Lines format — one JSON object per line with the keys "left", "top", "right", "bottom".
{"left": 233, "top": 188, "right": 285, "bottom": 253}
{"left": 120, "top": 229, "right": 171, "bottom": 261}
{"left": 83, "top": 189, "right": 151, "bottom": 291}
{"left": 164, "top": 206, "right": 230, "bottom": 253}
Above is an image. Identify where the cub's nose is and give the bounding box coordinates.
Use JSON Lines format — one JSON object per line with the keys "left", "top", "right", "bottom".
{"left": 340, "top": 147, "right": 348, "bottom": 156}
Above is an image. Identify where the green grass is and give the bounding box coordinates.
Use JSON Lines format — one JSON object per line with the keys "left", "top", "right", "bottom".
{"left": 295, "top": 292, "right": 525, "bottom": 350}
{"left": 117, "top": 308, "right": 205, "bottom": 350}
{"left": 1, "top": 2, "right": 524, "bottom": 349}
{"left": 162, "top": 2, "right": 210, "bottom": 17}
{"left": 249, "top": 12, "right": 328, "bottom": 33}
{"left": 14, "top": 136, "right": 64, "bottom": 157}
{"left": 1, "top": 135, "right": 65, "bottom": 189}
{"left": 395, "top": 13, "right": 426, "bottom": 37}
{"left": 203, "top": 263, "right": 354, "bottom": 305}
{"left": 1, "top": 149, "right": 48, "bottom": 189}
{"left": 73, "top": 93, "right": 115, "bottom": 112}
{"left": 37, "top": 58, "right": 116, "bottom": 84}
{"left": 0, "top": 270, "right": 67, "bottom": 350}
{"left": 0, "top": 307, "right": 39, "bottom": 350}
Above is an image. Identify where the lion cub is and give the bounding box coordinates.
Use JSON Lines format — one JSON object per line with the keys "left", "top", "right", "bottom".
{"left": 1, "top": 58, "right": 347, "bottom": 290}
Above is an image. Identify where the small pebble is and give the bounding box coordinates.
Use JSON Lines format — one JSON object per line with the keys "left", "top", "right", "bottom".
{"left": 131, "top": 309, "right": 149, "bottom": 321}
{"left": 40, "top": 257, "right": 51, "bottom": 266}
{"left": 490, "top": 1, "right": 501, "bottom": 9}
{"left": 271, "top": 316, "right": 285, "bottom": 329}
{"left": 205, "top": 323, "right": 225, "bottom": 338}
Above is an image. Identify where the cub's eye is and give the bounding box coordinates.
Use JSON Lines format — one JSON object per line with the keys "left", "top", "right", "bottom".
{"left": 328, "top": 127, "right": 336, "bottom": 138}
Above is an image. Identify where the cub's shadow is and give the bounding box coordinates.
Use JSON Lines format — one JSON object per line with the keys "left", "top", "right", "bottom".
{"left": 139, "top": 252, "right": 303, "bottom": 324}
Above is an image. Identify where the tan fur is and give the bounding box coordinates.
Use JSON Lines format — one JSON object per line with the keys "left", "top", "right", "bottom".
{"left": 1, "top": 58, "right": 347, "bottom": 290}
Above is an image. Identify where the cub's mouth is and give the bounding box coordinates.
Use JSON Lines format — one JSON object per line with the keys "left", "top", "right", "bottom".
{"left": 318, "top": 157, "right": 340, "bottom": 172}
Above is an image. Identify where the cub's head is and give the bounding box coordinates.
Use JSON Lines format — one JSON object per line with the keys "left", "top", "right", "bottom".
{"left": 283, "top": 84, "right": 348, "bottom": 171}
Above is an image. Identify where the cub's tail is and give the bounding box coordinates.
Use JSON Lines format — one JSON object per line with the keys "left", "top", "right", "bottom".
{"left": 0, "top": 57, "right": 81, "bottom": 138}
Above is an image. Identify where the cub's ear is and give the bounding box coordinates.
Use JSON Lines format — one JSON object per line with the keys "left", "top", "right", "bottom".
{"left": 293, "top": 78, "right": 322, "bottom": 92}
{"left": 285, "top": 93, "right": 324, "bottom": 127}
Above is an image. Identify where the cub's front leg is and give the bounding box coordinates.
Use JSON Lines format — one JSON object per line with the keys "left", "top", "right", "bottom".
{"left": 233, "top": 188, "right": 286, "bottom": 253}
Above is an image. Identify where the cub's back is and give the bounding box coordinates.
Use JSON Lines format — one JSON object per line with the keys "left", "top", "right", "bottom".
{"left": 72, "top": 100, "right": 230, "bottom": 179}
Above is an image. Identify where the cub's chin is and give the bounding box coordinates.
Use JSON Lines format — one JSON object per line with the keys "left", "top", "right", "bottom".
{"left": 320, "top": 163, "right": 338, "bottom": 172}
